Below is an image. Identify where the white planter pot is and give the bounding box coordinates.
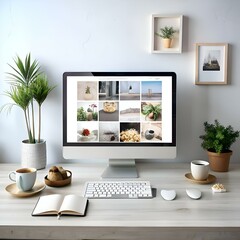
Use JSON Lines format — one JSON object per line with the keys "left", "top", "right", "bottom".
{"left": 21, "top": 140, "right": 47, "bottom": 170}
{"left": 84, "top": 93, "right": 92, "bottom": 100}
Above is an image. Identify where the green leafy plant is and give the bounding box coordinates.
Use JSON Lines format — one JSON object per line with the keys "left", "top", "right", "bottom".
{"left": 77, "top": 107, "right": 87, "bottom": 121}
{"left": 77, "top": 106, "right": 98, "bottom": 121}
{"left": 92, "top": 112, "right": 98, "bottom": 121}
{"left": 85, "top": 86, "right": 91, "bottom": 94}
{"left": 155, "top": 26, "right": 176, "bottom": 39}
{"left": 142, "top": 103, "right": 161, "bottom": 121}
{"left": 199, "top": 120, "right": 240, "bottom": 154}
{"left": 1, "top": 53, "right": 55, "bottom": 143}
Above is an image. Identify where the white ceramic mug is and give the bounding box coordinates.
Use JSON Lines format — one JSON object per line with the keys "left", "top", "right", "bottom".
{"left": 9, "top": 168, "right": 37, "bottom": 191}
{"left": 191, "top": 160, "right": 209, "bottom": 181}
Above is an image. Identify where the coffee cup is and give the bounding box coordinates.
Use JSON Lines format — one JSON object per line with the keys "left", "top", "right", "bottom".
{"left": 191, "top": 160, "right": 209, "bottom": 181}
{"left": 9, "top": 168, "right": 37, "bottom": 191}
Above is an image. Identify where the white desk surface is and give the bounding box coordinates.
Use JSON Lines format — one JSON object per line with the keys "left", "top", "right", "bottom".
{"left": 0, "top": 162, "right": 240, "bottom": 240}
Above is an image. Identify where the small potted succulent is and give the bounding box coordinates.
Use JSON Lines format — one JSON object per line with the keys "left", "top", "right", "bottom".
{"left": 141, "top": 103, "right": 161, "bottom": 121}
{"left": 155, "top": 26, "right": 177, "bottom": 48}
{"left": 199, "top": 120, "right": 240, "bottom": 172}
{"left": 1, "top": 53, "right": 55, "bottom": 169}
{"left": 84, "top": 85, "right": 92, "bottom": 100}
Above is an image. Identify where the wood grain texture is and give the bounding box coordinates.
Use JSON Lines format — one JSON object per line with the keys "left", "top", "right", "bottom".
{"left": 1, "top": 163, "right": 240, "bottom": 240}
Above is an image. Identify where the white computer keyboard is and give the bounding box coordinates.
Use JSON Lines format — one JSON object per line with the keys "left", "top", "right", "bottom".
{"left": 84, "top": 180, "right": 153, "bottom": 199}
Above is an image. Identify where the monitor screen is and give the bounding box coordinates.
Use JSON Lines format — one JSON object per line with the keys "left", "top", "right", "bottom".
{"left": 63, "top": 72, "right": 176, "bottom": 177}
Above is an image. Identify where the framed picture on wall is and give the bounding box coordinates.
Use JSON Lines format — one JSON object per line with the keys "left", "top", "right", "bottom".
{"left": 151, "top": 15, "right": 183, "bottom": 54}
{"left": 195, "top": 43, "right": 228, "bottom": 85}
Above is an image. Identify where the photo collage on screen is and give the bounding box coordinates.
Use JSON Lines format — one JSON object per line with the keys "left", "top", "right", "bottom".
{"left": 76, "top": 80, "right": 162, "bottom": 143}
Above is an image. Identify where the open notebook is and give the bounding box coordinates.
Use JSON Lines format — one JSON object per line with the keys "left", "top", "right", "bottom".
{"left": 32, "top": 194, "right": 88, "bottom": 217}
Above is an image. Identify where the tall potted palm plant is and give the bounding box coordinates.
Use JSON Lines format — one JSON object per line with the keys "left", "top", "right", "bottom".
{"left": 1, "top": 53, "right": 55, "bottom": 169}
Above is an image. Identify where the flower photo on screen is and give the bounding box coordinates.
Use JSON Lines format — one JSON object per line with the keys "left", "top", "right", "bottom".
{"left": 77, "top": 102, "right": 98, "bottom": 121}
{"left": 77, "top": 122, "right": 98, "bottom": 142}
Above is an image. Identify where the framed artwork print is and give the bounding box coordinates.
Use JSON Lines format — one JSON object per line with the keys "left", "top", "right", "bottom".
{"left": 195, "top": 43, "right": 228, "bottom": 85}
{"left": 151, "top": 15, "right": 183, "bottom": 54}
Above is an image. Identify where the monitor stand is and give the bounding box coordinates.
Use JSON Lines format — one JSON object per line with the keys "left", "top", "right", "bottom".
{"left": 101, "top": 159, "right": 138, "bottom": 178}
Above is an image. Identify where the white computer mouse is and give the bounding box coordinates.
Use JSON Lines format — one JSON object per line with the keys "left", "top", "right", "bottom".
{"left": 161, "top": 189, "right": 176, "bottom": 201}
{"left": 186, "top": 189, "right": 202, "bottom": 200}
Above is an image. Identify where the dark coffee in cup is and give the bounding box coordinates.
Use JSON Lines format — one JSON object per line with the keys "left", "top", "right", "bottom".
{"left": 16, "top": 168, "right": 35, "bottom": 173}
{"left": 9, "top": 168, "right": 37, "bottom": 191}
{"left": 191, "top": 160, "right": 209, "bottom": 181}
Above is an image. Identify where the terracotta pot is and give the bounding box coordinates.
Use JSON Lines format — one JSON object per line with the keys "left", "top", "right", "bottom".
{"left": 207, "top": 150, "right": 232, "bottom": 172}
{"left": 163, "top": 38, "right": 172, "bottom": 48}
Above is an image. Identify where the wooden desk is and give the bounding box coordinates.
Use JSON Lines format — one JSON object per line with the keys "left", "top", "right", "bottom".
{"left": 1, "top": 163, "right": 240, "bottom": 240}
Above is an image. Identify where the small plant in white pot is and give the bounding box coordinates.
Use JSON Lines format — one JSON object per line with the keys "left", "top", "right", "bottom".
{"left": 199, "top": 120, "right": 239, "bottom": 172}
{"left": 155, "top": 26, "right": 177, "bottom": 48}
{"left": 84, "top": 85, "right": 92, "bottom": 100}
{"left": 1, "top": 53, "right": 55, "bottom": 169}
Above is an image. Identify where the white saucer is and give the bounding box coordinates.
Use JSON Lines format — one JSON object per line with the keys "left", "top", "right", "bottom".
{"left": 5, "top": 181, "right": 45, "bottom": 197}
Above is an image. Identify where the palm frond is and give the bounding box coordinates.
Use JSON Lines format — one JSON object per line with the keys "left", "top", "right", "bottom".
{"left": 7, "top": 53, "right": 41, "bottom": 86}
{"left": 0, "top": 102, "right": 16, "bottom": 115}
{"left": 14, "top": 55, "right": 27, "bottom": 80}
{"left": 25, "top": 53, "right": 31, "bottom": 79}
{"left": 26, "top": 56, "right": 41, "bottom": 83}
{"left": 7, "top": 64, "right": 25, "bottom": 84}
{"left": 31, "top": 74, "right": 56, "bottom": 106}
{"left": 6, "top": 72, "right": 26, "bottom": 85}
{"left": 5, "top": 85, "right": 32, "bottom": 111}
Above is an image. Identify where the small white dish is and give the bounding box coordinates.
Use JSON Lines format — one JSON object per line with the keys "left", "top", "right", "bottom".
{"left": 161, "top": 189, "right": 176, "bottom": 201}
{"left": 212, "top": 188, "right": 226, "bottom": 193}
{"left": 78, "top": 134, "right": 96, "bottom": 142}
{"left": 212, "top": 183, "right": 226, "bottom": 193}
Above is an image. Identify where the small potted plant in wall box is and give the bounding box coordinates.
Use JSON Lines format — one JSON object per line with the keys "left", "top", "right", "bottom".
{"left": 1, "top": 53, "right": 55, "bottom": 169}
{"left": 199, "top": 120, "right": 240, "bottom": 172}
{"left": 155, "top": 26, "right": 177, "bottom": 48}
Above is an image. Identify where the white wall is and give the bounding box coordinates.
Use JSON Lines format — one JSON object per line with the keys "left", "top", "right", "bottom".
{"left": 0, "top": 0, "right": 240, "bottom": 164}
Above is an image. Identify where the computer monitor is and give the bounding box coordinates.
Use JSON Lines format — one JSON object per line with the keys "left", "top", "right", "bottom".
{"left": 63, "top": 72, "right": 176, "bottom": 178}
